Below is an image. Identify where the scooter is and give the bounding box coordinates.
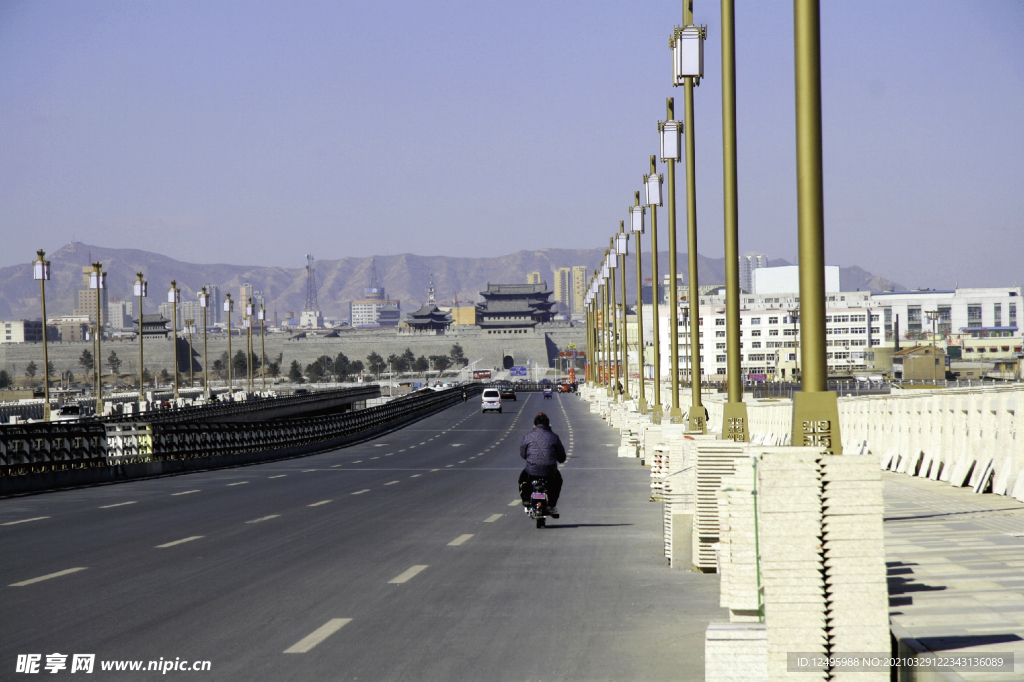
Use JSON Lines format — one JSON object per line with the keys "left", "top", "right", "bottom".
{"left": 528, "top": 477, "right": 558, "bottom": 528}
{"left": 542, "top": 388, "right": 553, "bottom": 399}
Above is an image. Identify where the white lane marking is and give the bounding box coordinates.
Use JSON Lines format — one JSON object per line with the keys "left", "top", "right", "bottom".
{"left": 430, "top": 469, "right": 440, "bottom": 472}
{"left": 389, "top": 565, "right": 428, "bottom": 584}
{"left": 458, "top": 460, "right": 466, "bottom": 464}
{"left": 508, "top": 499, "right": 521, "bottom": 506}
{"left": 408, "top": 446, "right": 416, "bottom": 449}
{"left": 330, "top": 465, "right": 343, "bottom": 468}
{"left": 99, "top": 502, "right": 136, "bottom": 509}
{"left": 155, "top": 536, "right": 204, "bottom": 548}
{"left": 385, "top": 453, "right": 394, "bottom": 456}
{"left": 227, "top": 482, "right": 249, "bottom": 486}
{"left": 410, "top": 474, "right": 422, "bottom": 478}
{"left": 351, "top": 489, "right": 370, "bottom": 495}
{"left": 384, "top": 481, "right": 399, "bottom": 486}
{"left": 172, "top": 490, "right": 199, "bottom": 496}
{"left": 308, "top": 500, "right": 332, "bottom": 507}
{"left": 269, "top": 475, "right": 287, "bottom": 479}
{"left": 419, "top": 442, "right": 426, "bottom": 445}
{"left": 303, "top": 469, "right": 316, "bottom": 472}
{"left": 353, "top": 460, "right": 363, "bottom": 463}
{"left": 370, "top": 457, "right": 379, "bottom": 460}
{"left": 373, "top": 444, "right": 387, "bottom": 447}
{"left": 484, "top": 514, "right": 503, "bottom": 523}
{"left": 283, "top": 618, "right": 352, "bottom": 653}
{"left": 247, "top": 515, "right": 281, "bottom": 524}
{"left": 451, "top": 444, "right": 463, "bottom": 447}
{"left": 445, "top": 464, "right": 454, "bottom": 468}
{"left": 448, "top": 534, "right": 474, "bottom": 546}
{"left": 2, "top": 516, "right": 49, "bottom": 526}
{"left": 10, "top": 567, "right": 87, "bottom": 587}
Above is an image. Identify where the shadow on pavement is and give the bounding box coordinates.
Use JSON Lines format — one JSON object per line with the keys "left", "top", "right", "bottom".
{"left": 542, "top": 523, "right": 634, "bottom": 529}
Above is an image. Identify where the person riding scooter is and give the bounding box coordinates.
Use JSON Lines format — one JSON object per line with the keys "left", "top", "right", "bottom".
{"left": 518, "top": 412, "right": 566, "bottom": 517}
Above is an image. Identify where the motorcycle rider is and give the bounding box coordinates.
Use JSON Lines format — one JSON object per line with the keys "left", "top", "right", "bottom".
{"left": 518, "top": 412, "right": 567, "bottom": 517}
{"left": 461, "top": 387, "right": 468, "bottom": 402}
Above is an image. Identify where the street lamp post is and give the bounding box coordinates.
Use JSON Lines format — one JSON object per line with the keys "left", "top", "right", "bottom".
{"left": 90, "top": 262, "right": 106, "bottom": 415}
{"left": 259, "top": 304, "right": 267, "bottom": 392}
{"left": 33, "top": 250, "right": 52, "bottom": 421}
{"left": 198, "top": 287, "right": 210, "bottom": 397}
{"left": 185, "top": 318, "right": 196, "bottom": 388}
{"left": 601, "top": 265, "right": 611, "bottom": 394}
{"left": 245, "top": 297, "right": 254, "bottom": 393}
{"left": 616, "top": 224, "right": 630, "bottom": 402}
{"left": 133, "top": 273, "right": 147, "bottom": 404}
{"left": 630, "top": 197, "right": 647, "bottom": 414}
{"left": 659, "top": 100, "right": 684, "bottom": 424}
{"left": 644, "top": 160, "right": 664, "bottom": 423}
{"left": 925, "top": 310, "right": 940, "bottom": 385}
{"left": 719, "top": 0, "right": 748, "bottom": 442}
{"left": 790, "top": 0, "right": 842, "bottom": 453}
{"left": 607, "top": 245, "right": 620, "bottom": 399}
{"left": 168, "top": 281, "right": 180, "bottom": 401}
{"left": 224, "top": 294, "right": 234, "bottom": 395}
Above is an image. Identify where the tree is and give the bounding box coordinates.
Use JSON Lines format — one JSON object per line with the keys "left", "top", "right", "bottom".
{"left": 334, "top": 352, "right": 351, "bottom": 380}
{"left": 413, "top": 355, "right": 430, "bottom": 373}
{"left": 430, "top": 355, "right": 452, "bottom": 372}
{"left": 232, "top": 350, "right": 248, "bottom": 378}
{"left": 288, "top": 360, "right": 305, "bottom": 384}
{"left": 108, "top": 351, "right": 122, "bottom": 375}
{"left": 212, "top": 359, "right": 225, "bottom": 379}
{"left": 79, "top": 349, "right": 94, "bottom": 372}
{"left": 159, "top": 368, "right": 171, "bottom": 385}
{"left": 306, "top": 355, "right": 332, "bottom": 383}
{"left": 349, "top": 359, "right": 364, "bottom": 376}
{"left": 366, "top": 352, "right": 386, "bottom": 377}
{"left": 47, "top": 361, "right": 55, "bottom": 378}
{"left": 267, "top": 361, "right": 281, "bottom": 378}
{"left": 450, "top": 343, "right": 467, "bottom": 367}
{"left": 25, "top": 361, "right": 37, "bottom": 378}
{"left": 0, "top": 370, "right": 11, "bottom": 389}
{"left": 401, "top": 348, "right": 416, "bottom": 369}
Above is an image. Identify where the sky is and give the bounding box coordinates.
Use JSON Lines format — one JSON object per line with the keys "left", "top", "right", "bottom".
{"left": 1, "top": 0, "right": 1022, "bottom": 290}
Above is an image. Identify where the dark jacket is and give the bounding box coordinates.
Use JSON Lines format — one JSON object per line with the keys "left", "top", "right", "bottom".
{"left": 519, "top": 426, "right": 567, "bottom": 476}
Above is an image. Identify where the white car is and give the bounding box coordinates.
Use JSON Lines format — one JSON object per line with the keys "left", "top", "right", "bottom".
{"left": 481, "top": 388, "right": 502, "bottom": 413}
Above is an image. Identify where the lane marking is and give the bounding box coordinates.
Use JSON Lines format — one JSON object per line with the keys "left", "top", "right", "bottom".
{"left": 458, "top": 460, "right": 466, "bottom": 464}
{"left": 330, "top": 465, "right": 343, "bottom": 468}
{"left": 430, "top": 469, "right": 440, "bottom": 472}
{"left": 283, "top": 618, "right": 352, "bottom": 654}
{"left": 508, "top": 499, "right": 521, "bottom": 506}
{"left": 484, "top": 514, "right": 503, "bottom": 523}
{"left": 227, "top": 482, "right": 249, "bottom": 486}
{"left": 448, "top": 534, "right": 474, "bottom": 546}
{"left": 389, "top": 565, "right": 428, "bottom": 584}
{"left": 173, "top": 490, "right": 199, "bottom": 496}
{"left": 99, "top": 502, "right": 136, "bottom": 509}
{"left": 247, "top": 515, "right": 281, "bottom": 524}
{"left": 384, "top": 481, "right": 399, "bottom": 486}
{"left": 373, "top": 444, "right": 387, "bottom": 447}
{"left": 156, "top": 536, "right": 204, "bottom": 548}
{"left": 385, "top": 453, "right": 394, "bottom": 456}
{"left": 445, "top": 464, "right": 454, "bottom": 468}
{"left": 269, "top": 475, "right": 287, "bottom": 479}
{"left": 10, "top": 567, "right": 87, "bottom": 587}
{"left": 370, "top": 457, "right": 379, "bottom": 460}
{"left": 353, "top": 460, "right": 363, "bottom": 463}
{"left": 410, "top": 474, "right": 422, "bottom": 478}
{"left": 2, "top": 516, "right": 49, "bottom": 526}
{"left": 303, "top": 469, "right": 316, "bottom": 472}
{"left": 308, "top": 500, "right": 332, "bottom": 507}
{"left": 351, "top": 489, "right": 370, "bottom": 495}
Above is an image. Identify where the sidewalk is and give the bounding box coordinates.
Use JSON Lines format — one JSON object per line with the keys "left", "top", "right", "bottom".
{"left": 884, "top": 472, "right": 1024, "bottom": 681}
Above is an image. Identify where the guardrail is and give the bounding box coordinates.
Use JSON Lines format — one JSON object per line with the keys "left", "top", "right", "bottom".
{"left": 0, "top": 384, "right": 483, "bottom": 493}
{"left": 484, "top": 382, "right": 573, "bottom": 393}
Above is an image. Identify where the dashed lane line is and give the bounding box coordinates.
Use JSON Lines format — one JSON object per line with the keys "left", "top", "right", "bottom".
{"left": 283, "top": 618, "right": 353, "bottom": 654}
{"left": 269, "top": 475, "right": 287, "bottom": 479}
{"left": 384, "top": 481, "right": 400, "bottom": 486}
{"left": 227, "top": 482, "right": 249, "bottom": 486}
{"left": 330, "top": 465, "right": 343, "bottom": 468}
{"left": 353, "top": 460, "right": 363, "bottom": 463}
{"left": 445, "top": 465, "right": 454, "bottom": 468}
{"left": 410, "top": 474, "right": 422, "bottom": 478}
{"left": 430, "top": 469, "right": 440, "bottom": 472}
{"left": 2, "top": 517, "right": 49, "bottom": 526}
{"left": 484, "top": 514, "right": 503, "bottom": 523}
{"left": 172, "top": 490, "right": 200, "bottom": 496}
{"left": 508, "top": 499, "right": 521, "bottom": 506}
{"left": 10, "top": 567, "right": 88, "bottom": 587}
{"left": 308, "top": 500, "right": 332, "bottom": 507}
{"left": 155, "top": 536, "right": 204, "bottom": 548}
{"left": 389, "top": 565, "right": 428, "bottom": 584}
{"left": 351, "top": 489, "right": 370, "bottom": 495}
{"left": 448, "top": 534, "right": 474, "bottom": 546}
{"left": 99, "top": 502, "right": 136, "bottom": 509}
{"left": 246, "top": 515, "right": 280, "bottom": 524}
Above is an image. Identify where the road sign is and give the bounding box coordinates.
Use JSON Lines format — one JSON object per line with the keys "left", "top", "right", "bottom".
{"left": 510, "top": 366, "right": 527, "bottom": 377}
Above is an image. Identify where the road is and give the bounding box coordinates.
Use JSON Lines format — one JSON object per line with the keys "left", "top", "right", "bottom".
{"left": 1, "top": 392, "right": 726, "bottom": 681}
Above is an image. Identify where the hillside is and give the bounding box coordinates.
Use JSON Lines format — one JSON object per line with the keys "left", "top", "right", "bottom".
{"left": 0, "top": 242, "right": 904, "bottom": 321}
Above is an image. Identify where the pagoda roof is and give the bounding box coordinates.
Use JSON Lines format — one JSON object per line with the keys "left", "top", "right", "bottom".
{"left": 479, "top": 283, "right": 553, "bottom": 298}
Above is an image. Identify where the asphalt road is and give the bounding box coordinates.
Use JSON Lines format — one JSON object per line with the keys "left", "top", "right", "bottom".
{"left": 1, "top": 392, "right": 726, "bottom": 681}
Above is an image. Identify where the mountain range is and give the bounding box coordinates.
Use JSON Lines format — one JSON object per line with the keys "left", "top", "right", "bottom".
{"left": 0, "top": 242, "right": 904, "bottom": 321}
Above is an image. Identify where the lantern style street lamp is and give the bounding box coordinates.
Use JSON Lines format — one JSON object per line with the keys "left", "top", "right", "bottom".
{"left": 90, "top": 262, "right": 106, "bottom": 414}
{"left": 244, "top": 298, "right": 254, "bottom": 393}
{"left": 33, "top": 250, "right": 52, "bottom": 421}
{"left": 258, "top": 305, "right": 267, "bottom": 392}
{"left": 185, "top": 318, "right": 196, "bottom": 388}
{"left": 168, "top": 281, "right": 180, "bottom": 400}
{"left": 606, "top": 245, "right": 619, "bottom": 398}
{"left": 615, "top": 224, "right": 630, "bottom": 402}
{"left": 134, "top": 273, "right": 147, "bottom": 403}
{"left": 198, "top": 287, "right": 210, "bottom": 397}
{"left": 630, "top": 194, "right": 647, "bottom": 414}
{"left": 644, "top": 159, "right": 664, "bottom": 423}
{"left": 224, "top": 294, "right": 234, "bottom": 395}
{"left": 659, "top": 101, "right": 685, "bottom": 423}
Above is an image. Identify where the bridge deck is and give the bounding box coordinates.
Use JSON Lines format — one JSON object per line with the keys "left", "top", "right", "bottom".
{"left": 1, "top": 393, "right": 726, "bottom": 680}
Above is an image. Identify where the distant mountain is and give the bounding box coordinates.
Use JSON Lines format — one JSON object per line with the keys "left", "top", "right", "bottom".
{"left": 0, "top": 242, "right": 904, "bottom": 321}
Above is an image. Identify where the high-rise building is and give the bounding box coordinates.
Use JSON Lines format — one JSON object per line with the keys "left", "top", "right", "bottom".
{"left": 107, "top": 301, "right": 133, "bottom": 330}
{"left": 571, "top": 266, "right": 588, "bottom": 313}
{"left": 350, "top": 259, "right": 400, "bottom": 327}
{"left": 158, "top": 302, "right": 180, "bottom": 324}
{"left": 241, "top": 282, "right": 254, "bottom": 307}
{"left": 180, "top": 301, "right": 203, "bottom": 325}
{"left": 203, "top": 285, "right": 221, "bottom": 323}
{"left": 740, "top": 252, "right": 769, "bottom": 294}
{"left": 553, "top": 268, "right": 572, "bottom": 312}
{"left": 74, "top": 266, "right": 109, "bottom": 326}
{"left": 526, "top": 271, "right": 542, "bottom": 285}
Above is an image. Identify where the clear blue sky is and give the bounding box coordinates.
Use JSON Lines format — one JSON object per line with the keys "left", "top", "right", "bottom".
{"left": 2, "top": 0, "right": 1021, "bottom": 289}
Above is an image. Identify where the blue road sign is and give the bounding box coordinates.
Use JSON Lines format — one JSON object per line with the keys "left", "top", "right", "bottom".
{"left": 510, "top": 366, "right": 527, "bottom": 377}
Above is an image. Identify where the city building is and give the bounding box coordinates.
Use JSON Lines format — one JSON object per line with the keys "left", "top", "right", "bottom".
{"left": 891, "top": 345, "right": 946, "bottom": 382}
{"left": 526, "top": 271, "right": 542, "bottom": 285}
{"left": 350, "top": 264, "right": 400, "bottom": 328}
{"left": 739, "top": 252, "right": 769, "bottom": 294}
{"left": 403, "top": 304, "right": 452, "bottom": 331}
{"left": 753, "top": 265, "right": 840, "bottom": 295}
{"left": 553, "top": 268, "right": 572, "bottom": 312}
{"left": 73, "top": 266, "right": 108, "bottom": 326}
{"left": 871, "top": 288, "right": 1020, "bottom": 343}
{"left": 107, "top": 301, "right": 134, "bottom": 331}
{"left": 571, "top": 266, "right": 588, "bottom": 313}
{"left": 449, "top": 306, "right": 480, "bottom": 326}
{"left": 137, "top": 314, "right": 170, "bottom": 338}
{"left": 1, "top": 320, "right": 43, "bottom": 344}
{"left": 476, "top": 283, "right": 555, "bottom": 330}
{"left": 158, "top": 302, "right": 180, "bottom": 324}
{"left": 180, "top": 301, "right": 203, "bottom": 325}
{"left": 204, "top": 284, "right": 222, "bottom": 323}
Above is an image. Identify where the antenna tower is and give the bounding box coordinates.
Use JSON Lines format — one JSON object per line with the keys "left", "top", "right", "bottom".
{"left": 304, "top": 254, "right": 319, "bottom": 312}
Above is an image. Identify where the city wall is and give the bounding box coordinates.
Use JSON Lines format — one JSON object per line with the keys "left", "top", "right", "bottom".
{"left": 0, "top": 326, "right": 586, "bottom": 378}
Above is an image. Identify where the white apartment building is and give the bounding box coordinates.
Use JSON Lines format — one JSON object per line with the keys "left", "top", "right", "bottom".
{"left": 1, "top": 320, "right": 44, "bottom": 344}
{"left": 871, "top": 288, "right": 1020, "bottom": 341}
{"left": 739, "top": 252, "right": 768, "bottom": 293}
{"left": 107, "top": 301, "right": 134, "bottom": 330}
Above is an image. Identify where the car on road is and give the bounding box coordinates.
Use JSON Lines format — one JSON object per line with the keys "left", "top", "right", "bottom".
{"left": 51, "top": 404, "right": 82, "bottom": 422}
{"left": 499, "top": 387, "right": 516, "bottom": 401}
{"left": 481, "top": 388, "right": 502, "bottom": 413}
